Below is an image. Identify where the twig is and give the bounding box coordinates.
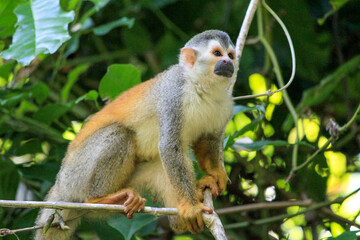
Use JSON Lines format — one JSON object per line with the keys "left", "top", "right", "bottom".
{"left": 216, "top": 200, "right": 312, "bottom": 215}
{"left": 232, "top": 0, "right": 296, "bottom": 100}
{"left": 225, "top": 187, "right": 360, "bottom": 229}
{"left": 0, "top": 200, "right": 178, "bottom": 216}
{"left": 319, "top": 207, "right": 360, "bottom": 229}
{"left": 0, "top": 190, "right": 227, "bottom": 238}
{"left": 286, "top": 103, "right": 360, "bottom": 182}
{"left": 229, "top": 0, "right": 260, "bottom": 94}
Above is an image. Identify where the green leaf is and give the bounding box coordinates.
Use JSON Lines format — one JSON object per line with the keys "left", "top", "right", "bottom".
{"left": 108, "top": 214, "right": 157, "bottom": 240}
{"left": 233, "top": 140, "right": 313, "bottom": 151}
{"left": 16, "top": 139, "right": 43, "bottom": 155}
{"left": 20, "top": 163, "right": 60, "bottom": 182}
{"left": 60, "top": 0, "right": 80, "bottom": 11}
{"left": 326, "top": 230, "right": 358, "bottom": 240}
{"left": 121, "top": 23, "right": 152, "bottom": 54}
{"left": 0, "top": 159, "right": 20, "bottom": 199}
{"left": 33, "top": 103, "right": 69, "bottom": 125}
{"left": 1, "top": 0, "right": 75, "bottom": 65}
{"left": 31, "top": 82, "right": 49, "bottom": 105}
{"left": 318, "top": 0, "right": 351, "bottom": 25}
{"left": 61, "top": 64, "right": 89, "bottom": 102}
{"left": 233, "top": 105, "right": 266, "bottom": 115}
{"left": 233, "top": 115, "right": 264, "bottom": 138}
{"left": 93, "top": 17, "right": 135, "bottom": 36}
{"left": 99, "top": 64, "right": 141, "bottom": 101}
{"left": 0, "top": 91, "right": 31, "bottom": 107}
{"left": 85, "top": 90, "right": 99, "bottom": 100}
{"left": 0, "top": 0, "right": 23, "bottom": 38}
{"left": 89, "top": 0, "right": 111, "bottom": 10}
{"left": 0, "top": 61, "right": 16, "bottom": 79}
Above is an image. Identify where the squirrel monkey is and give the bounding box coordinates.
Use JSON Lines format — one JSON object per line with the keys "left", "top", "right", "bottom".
{"left": 35, "top": 30, "right": 235, "bottom": 239}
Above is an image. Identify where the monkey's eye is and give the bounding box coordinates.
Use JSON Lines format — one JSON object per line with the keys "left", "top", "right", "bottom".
{"left": 213, "top": 50, "right": 222, "bottom": 57}
{"left": 228, "top": 53, "right": 234, "bottom": 59}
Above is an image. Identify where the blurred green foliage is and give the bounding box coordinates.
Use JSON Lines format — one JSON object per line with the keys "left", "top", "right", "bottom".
{"left": 0, "top": 0, "right": 360, "bottom": 239}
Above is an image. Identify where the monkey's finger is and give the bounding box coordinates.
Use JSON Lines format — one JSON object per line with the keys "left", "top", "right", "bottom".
{"left": 196, "top": 213, "right": 204, "bottom": 232}
{"left": 187, "top": 219, "right": 198, "bottom": 234}
{"left": 129, "top": 198, "right": 144, "bottom": 215}
{"left": 125, "top": 197, "right": 140, "bottom": 214}
{"left": 201, "top": 205, "right": 213, "bottom": 214}
{"left": 124, "top": 191, "right": 135, "bottom": 206}
{"left": 192, "top": 217, "right": 202, "bottom": 234}
{"left": 137, "top": 198, "right": 146, "bottom": 212}
{"left": 126, "top": 212, "right": 133, "bottom": 219}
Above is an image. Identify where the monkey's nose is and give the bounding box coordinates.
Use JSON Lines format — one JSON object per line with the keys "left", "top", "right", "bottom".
{"left": 214, "top": 59, "right": 234, "bottom": 78}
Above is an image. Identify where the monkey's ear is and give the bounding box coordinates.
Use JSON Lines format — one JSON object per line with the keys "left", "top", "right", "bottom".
{"left": 180, "top": 48, "right": 197, "bottom": 68}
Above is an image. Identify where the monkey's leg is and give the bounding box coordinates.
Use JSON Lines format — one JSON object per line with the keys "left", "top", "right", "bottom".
{"left": 86, "top": 188, "right": 146, "bottom": 218}
{"left": 35, "top": 124, "right": 137, "bottom": 239}
{"left": 127, "top": 160, "right": 189, "bottom": 233}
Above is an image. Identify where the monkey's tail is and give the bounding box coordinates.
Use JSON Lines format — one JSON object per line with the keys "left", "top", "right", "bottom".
{"left": 34, "top": 187, "right": 83, "bottom": 240}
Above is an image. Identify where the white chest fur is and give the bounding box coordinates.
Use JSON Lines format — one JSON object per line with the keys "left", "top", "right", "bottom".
{"left": 182, "top": 80, "right": 233, "bottom": 144}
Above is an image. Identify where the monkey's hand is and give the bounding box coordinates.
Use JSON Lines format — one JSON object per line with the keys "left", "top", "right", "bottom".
{"left": 196, "top": 175, "right": 219, "bottom": 201}
{"left": 86, "top": 189, "right": 146, "bottom": 219}
{"left": 197, "top": 168, "right": 228, "bottom": 201}
{"left": 177, "top": 199, "right": 213, "bottom": 234}
{"left": 208, "top": 168, "right": 228, "bottom": 194}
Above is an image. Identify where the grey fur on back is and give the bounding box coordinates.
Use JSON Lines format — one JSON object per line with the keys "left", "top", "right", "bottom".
{"left": 184, "top": 30, "right": 234, "bottom": 50}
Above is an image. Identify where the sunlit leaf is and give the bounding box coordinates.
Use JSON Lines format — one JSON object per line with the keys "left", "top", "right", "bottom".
{"left": 318, "top": 136, "right": 332, "bottom": 149}
{"left": 99, "top": 64, "right": 141, "bottom": 101}
{"left": 269, "top": 84, "right": 283, "bottom": 105}
{"left": 265, "top": 103, "right": 275, "bottom": 121}
{"left": 304, "top": 118, "right": 320, "bottom": 142}
{"left": 263, "top": 123, "right": 275, "bottom": 137}
{"left": 249, "top": 73, "right": 267, "bottom": 100}
{"left": 1, "top": 0, "right": 74, "bottom": 65}
{"left": 324, "top": 151, "right": 346, "bottom": 176}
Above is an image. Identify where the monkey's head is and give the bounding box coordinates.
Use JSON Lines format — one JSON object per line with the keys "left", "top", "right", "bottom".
{"left": 180, "top": 30, "right": 235, "bottom": 82}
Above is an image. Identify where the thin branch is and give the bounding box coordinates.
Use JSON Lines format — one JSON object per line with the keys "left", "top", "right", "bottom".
{"left": 319, "top": 207, "right": 360, "bottom": 229}
{"left": 0, "top": 190, "right": 227, "bottom": 238}
{"left": 225, "top": 187, "right": 360, "bottom": 229}
{"left": 232, "top": 0, "right": 296, "bottom": 100}
{"left": 216, "top": 200, "right": 312, "bottom": 215}
{"left": 229, "top": 0, "right": 260, "bottom": 94}
{"left": 0, "top": 200, "right": 177, "bottom": 216}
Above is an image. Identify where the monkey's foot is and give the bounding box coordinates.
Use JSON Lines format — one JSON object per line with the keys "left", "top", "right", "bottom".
{"left": 86, "top": 189, "right": 146, "bottom": 219}
{"left": 177, "top": 199, "right": 213, "bottom": 234}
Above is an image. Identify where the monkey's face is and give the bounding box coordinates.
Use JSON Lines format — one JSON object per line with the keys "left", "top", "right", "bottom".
{"left": 180, "top": 39, "right": 235, "bottom": 82}
{"left": 206, "top": 40, "right": 235, "bottom": 79}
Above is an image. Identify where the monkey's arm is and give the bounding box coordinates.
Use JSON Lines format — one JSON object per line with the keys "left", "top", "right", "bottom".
{"left": 157, "top": 85, "right": 212, "bottom": 233}
{"left": 194, "top": 133, "right": 228, "bottom": 198}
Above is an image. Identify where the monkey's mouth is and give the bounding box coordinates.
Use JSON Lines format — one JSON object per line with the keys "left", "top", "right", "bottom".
{"left": 214, "top": 69, "right": 234, "bottom": 78}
